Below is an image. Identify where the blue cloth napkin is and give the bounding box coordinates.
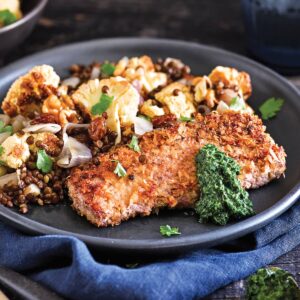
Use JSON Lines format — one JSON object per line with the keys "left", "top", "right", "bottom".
{"left": 1, "top": 201, "right": 300, "bottom": 300}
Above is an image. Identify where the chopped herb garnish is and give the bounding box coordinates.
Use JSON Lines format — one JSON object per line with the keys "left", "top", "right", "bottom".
{"left": 0, "top": 10, "right": 17, "bottom": 26}
{"left": 160, "top": 225, "right": 181, "bottom": 237}
{"left": 180, "top": 116, "right": 194, "bottom": 122}
{"left": 246, "top": 267, "right": 300, "bottom": 300}
{"left": 112, "top": 160, "right": 127, "bottom": 177}
{"left": 0, "top": 146, "right": 4, "bottom": 156}
{"left": 91, "top": 94, "right": 114, "bottom": 116}
{"left": 195, "top": 144, "right": 254, "bottom": 225}
{"left": 101, "top": 63, "right": 116, "bottom": 76}
{"left": 128, "top": 135, "right": 140, "bottom": 152}
{"left": 36, "top": 149, "right": 53, "bottom": 173}
{"left": 229, "top": 97, "right": 246, "bottom": 111}
{"left": 259, "top": 97, "right": 284, "bottom": 120}
{"left": 0, "top": 121, "right": 13, "bottom": 135}
{"left": 137, "top": 114, "right": 151, "bottom": 121}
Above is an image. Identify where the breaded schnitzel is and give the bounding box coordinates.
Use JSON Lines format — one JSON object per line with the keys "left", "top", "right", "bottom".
{"left": 67, "top": 111, "right": 286, "bottom": 227}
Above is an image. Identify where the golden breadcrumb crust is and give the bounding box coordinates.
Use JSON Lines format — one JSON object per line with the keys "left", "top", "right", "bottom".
{"left": 67, "top": 111, "right": 286, "bottom": 227}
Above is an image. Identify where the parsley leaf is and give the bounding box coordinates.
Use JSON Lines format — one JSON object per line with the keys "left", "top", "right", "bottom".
{"left": 0, "top": 10, "right": 17, "bottom": 26}
{"left": 0, "top": 146, "right": 4, "bottom": 156}
{"left": 128, "top": 135, "right": 140, "bottom": 152}
{"left": 112, "top": 160, "right": 127, "bottom": 177}
{"left": 101, "top": 63, "right": 116, "bottom": 76}
{"left": 229, "top": 97, "right": 246, "bottom": 111}
{"left": 36, "top": 149, "right": 53, "bottom": 173}
{"left": 160, "top": 225, "right": 181, "bottom": 237}
{"left": 180, "top": 116, "right": 194, "bottom": 122}
{"left": 91, "top": 94, "right": 114, "bottom": 116}
{"left": 259, "top": 97, "right": 284, "bottom": 120}
{"left": 0, "top": 121, "right": 13, "bottom": 135}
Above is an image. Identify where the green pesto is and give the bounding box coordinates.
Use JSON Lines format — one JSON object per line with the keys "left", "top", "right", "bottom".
{"left": 246, "top": 267, "right": 300, "bottom": 300}
{"left": 195, "top": 144, "right": 254, "bottom": 225}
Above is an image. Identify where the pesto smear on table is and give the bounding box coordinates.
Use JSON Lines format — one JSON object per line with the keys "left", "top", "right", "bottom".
{"left": 246, "top": 267, "right": 300, "bottom": 300}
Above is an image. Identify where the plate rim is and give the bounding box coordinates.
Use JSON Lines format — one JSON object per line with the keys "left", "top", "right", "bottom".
{"left": 0, "top": 37, "right": 299, "bottom": 253}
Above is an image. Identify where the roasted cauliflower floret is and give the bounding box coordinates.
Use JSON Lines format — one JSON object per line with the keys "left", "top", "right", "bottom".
{"left": 114, "top": 56, "right": 167, "bottom": 95}
{"left": 41, "top": 85, "right": 79, "bottom": 125}
{"left": 28, "top": 132, "right": 62, "bottom": 157}
{"left": 154, "top": 82, "right": 196, "bottom": 118}
{"left": 140, "top": 99, "right": 165, "bottom": 118}
{"left": 0, "top": 130, "right": 62, "bottom": 169}
{"left": 114, "top": 56, "right": 154, "bottom": 75}
{"left": 72, "top": 77, "right": 140, "bottom": 143}
{"left": 2, "top": 65, "right": 60, "bottom": 118}
{"left": 191, "top": 67, "right": 252, "bottom": 109}
{"left": 193, "top": 76, "right": 218, "bottom": 108}
{"left": 72, "top": 79, "right": 103, "bottom": 118}
{"left": 216, "top": 100, "right": 254, "bottom": 114}
{"left": 209, "top": 66, "right": 252, "bottom": 100}
{"left": 0, "top": 134, "right": 30, "bottom": 169}
{"left": 193, "top": 76, "right": 211, "bottom": 103}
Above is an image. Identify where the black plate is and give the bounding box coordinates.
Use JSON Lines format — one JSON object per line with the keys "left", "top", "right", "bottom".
{"left": 0, "top": 38, "right": 299, "bottom": 255}
{"left": 0, "top": 266, "right": 62, "bottom": 300}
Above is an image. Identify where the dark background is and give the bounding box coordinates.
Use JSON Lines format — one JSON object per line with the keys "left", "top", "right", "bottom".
{"left": 2, "top": 0, "right": 300, "bottom": 299}
{"left": 3, "top": 0, "right": 246, "bottom": 65}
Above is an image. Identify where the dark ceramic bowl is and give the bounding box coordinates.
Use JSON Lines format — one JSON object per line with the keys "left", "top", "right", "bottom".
{"left": 0, "top": 0, "right": 48, "bottom": 57}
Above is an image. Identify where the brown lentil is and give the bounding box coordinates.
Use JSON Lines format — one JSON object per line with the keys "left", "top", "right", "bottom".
{"left": 16, "top": 130, "right": 25, "bottom": 137}
{"left": 43, "top": 175, "right": 50, "bottom": 183}
{"left": 100, "top": 144, "right": 113, "bottom": 153}
{"left": 44, "top": 187, "right": 52, "bottom": 194}
{"left": 19, "top": 204, "right": 28, "bottom": 214}
{"left": 92, "top": 157, "right": 100, "bottom": 166}
{"left": 139, "top": 155, "right": 147, "bottom": 164}
{"left": 172, "top": 88, "right": 180, "bottom": 96}
{"left": 37, "top": 181, "right": 44, "bottom": 189}
{"left": 37, "top": 198, "right": 44, "bottom": 206}
{"left": 26, "top": 135, "right": 35, "bottom": 145}
{"left": 102, "top": 85, "right": 109, "bottom": 93}
{"left": 128, "top": 174, "right": 135, "bottom": 180}
{"left": 26, "top": 161, "right": 36, "bottom": 170}
{"left": 35, "top": 140, "right": 42, "bottom": 148}
{"left": 0, "top": 157, "right": 68, "bottom": 213}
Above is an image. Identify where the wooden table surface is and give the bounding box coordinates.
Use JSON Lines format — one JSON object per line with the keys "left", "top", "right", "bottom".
{"left": 2, "top": 0, "right": 300, "bottom": 299}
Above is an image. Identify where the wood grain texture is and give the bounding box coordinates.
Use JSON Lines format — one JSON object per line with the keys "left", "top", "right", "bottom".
{"left": 205, "top": 245, "right": 300, "bottom": 299}
{"left": 1, "top": 0, "right": 299, "bottom": 299}
{"left": 2, "top": 0, "right": 246, "bottom": 65}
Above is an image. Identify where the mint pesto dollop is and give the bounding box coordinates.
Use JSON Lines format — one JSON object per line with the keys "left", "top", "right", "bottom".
{"left": 195, "top": 144, "right": 254, "bottom": 225}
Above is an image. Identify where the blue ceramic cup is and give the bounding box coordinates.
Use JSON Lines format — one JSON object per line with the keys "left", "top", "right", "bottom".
{"left": 241, "top": 0, "right": 300, "bottom": 74}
